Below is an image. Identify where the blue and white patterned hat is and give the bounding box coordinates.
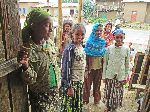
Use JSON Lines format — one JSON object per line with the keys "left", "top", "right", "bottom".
{"left": 112, "top": 29, "right": 125, "bottom": 36}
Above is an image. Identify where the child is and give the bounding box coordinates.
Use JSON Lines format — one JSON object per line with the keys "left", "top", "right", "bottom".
{"left": 103, "top": 22, "right": 114, "bottom": 47}
{"left": 61, "top": 20, "right": 73, "bottom": 53}
{"left": 61, "top": 23, "right": 86, "bottom": 111}
{"left": 103, "top": 29, "right": 130, "bottom": 112}
{"left": 18, "top": 8, "right": 59, "bottom": 112}
{"left": 83, "top": 23, "right": 106, "bottom": 106}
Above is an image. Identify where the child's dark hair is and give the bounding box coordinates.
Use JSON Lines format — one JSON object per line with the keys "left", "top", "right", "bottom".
{"left": 63, "top": 20, "right": 73, "bottom": 32}
{"left": 71, "top": 23, "right": 86, "bottom": 35}
{"left": 104, "top": 22, "right": 112, "bottom": 31}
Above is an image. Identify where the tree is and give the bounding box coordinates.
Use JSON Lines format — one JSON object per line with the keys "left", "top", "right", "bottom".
{"left": 83, "top": 0, "right": 94, "bottom": 18}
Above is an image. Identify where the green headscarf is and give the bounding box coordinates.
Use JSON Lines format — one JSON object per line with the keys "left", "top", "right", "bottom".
{"left": 24, "top": 8, "right": 50, "bottom": 28}
{"left": 22, "top": 8, "right": 50, "bottom": 45}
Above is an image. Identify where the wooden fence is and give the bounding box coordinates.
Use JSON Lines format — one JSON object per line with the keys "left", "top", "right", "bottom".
{"left": 0, "top": 0, "right": 28, "bottom": 111}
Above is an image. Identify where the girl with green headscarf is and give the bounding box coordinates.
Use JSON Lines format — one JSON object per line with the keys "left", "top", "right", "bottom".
{"left": 18, "top": 8, "right": 60, "bottom": 112}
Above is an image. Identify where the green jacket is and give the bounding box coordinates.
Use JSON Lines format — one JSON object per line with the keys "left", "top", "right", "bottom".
{"left": 22, "top": 39, "right": 60, "bottom": 93}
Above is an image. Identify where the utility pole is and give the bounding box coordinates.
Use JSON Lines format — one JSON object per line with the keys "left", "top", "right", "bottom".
{"left": 58, "top": 0, "right": 62, "bottom": 51}
{"left": 78, "top": 0, "right": 83, "bottom": 23}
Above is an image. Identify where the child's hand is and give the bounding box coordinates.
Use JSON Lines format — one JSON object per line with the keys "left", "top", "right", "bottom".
{"left": 17, "top": 48, "right": 29, "bottom": 70}
{"left": 67, "top": 87, "right": 74, "bottom": 97}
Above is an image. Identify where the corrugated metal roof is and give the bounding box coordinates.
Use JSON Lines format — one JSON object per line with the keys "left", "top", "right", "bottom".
{"left": 123, "top": 0, "right": 150, "bottom": 2}
{"left": 32, "top": 3, "right": 78, "bottom": 8}
{"left": 18, "top": 0, "right": 40, "bottom": 3}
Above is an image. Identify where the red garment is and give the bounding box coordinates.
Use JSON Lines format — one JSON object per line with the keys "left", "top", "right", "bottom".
{"left": 61, "top": 32, "right": 71, "bottom": 54}
{"left": 103, "top": 31, "right": 114, "bottom": 47}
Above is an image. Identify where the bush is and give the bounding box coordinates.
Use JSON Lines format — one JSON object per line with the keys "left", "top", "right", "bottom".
{"left": 87, "top": 17, "right": 107, "bottom": 24}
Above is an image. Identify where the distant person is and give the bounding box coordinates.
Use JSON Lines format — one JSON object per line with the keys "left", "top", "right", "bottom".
{"left": 103, "top": 29, "right": 130, "bottom": 112}
{"left": 61, "top": 20, "right": 73, "bottom": 53}
{"left": 103, "top": 22, "right": 114, "bottom": 47}
{"left": 112, "top": 19, "right": 121, "bottom": 34}
{"left": 129, "top": 42, "right": 135, "bottom": 62}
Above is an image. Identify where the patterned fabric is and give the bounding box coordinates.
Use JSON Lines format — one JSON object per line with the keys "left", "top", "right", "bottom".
{"left": 103, "top": 79, "right": 123, "bottom": 111}
{"left": 103, "top": 31, "right": 114, "bottom": 47}
{"left": 22, "top": 39, "right": 59, "bottom": 93}
{"left": 112, "top": 29, "right": 125, "bottom": 36}
{"left": 43, "top": 40, "right": 59, "bottom": 88}
{"left": 21, "top": 39, "right": 59, "bottom": 111}
{"left": 72, "top": 46, "right": 86, "bottom": 81}
{"left": 103, "top": 44, "right": 130, "bottom": 81}
{"left": 84, "top": 23, "right": 106, "bottom": 57}
{"left": 60, "top": 81, "right": 83, "bottom": 112}
{"left": 29, "top": 89, "right": 59, "bottom": 112}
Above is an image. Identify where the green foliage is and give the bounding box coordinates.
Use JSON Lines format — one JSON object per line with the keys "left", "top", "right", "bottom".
{"left": 83, "top": 0, "right": 94, "bottom": 18}
{"left": 87, "top": 17, "right": 107, "bottom": 24}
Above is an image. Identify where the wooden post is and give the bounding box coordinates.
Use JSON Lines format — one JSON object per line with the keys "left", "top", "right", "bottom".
{"left": 47, "top": 0, "right": 49, "bottom": 12}
{"left": 57, "top": 0, "right": 62, "bottom": 51}
{"left": 0, "top": 0, "right": 28, "bottom": 111}
{"left": 78, "top": 0, "right": 83, "bottom": 23}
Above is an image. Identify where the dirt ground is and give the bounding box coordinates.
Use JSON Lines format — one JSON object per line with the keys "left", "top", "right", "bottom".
{"left": 86, "top": 83, "right": 139, "bottom": 112}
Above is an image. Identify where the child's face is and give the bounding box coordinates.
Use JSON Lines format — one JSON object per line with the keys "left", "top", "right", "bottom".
{"left": 72, "top": 28, "right": 85, "bottom": 45}
{"left": 33, "top": 17, "right": 52, "bottom": 44}
{"left": 105, "top": 24, "right": 112, "bottom": 32}
{"left": 95, "top": 26, "right": 103, "bottom": 37}
{"left": 114, "top": 34, "right": 124, "bottom": 46}
{"left": 64, "top": 23, "right": 71, "bottom": 32}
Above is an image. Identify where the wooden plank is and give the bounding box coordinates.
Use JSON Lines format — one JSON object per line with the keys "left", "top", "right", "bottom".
{"left": 58, "top": 0, "right": 62, "bottom": 50}
{"left": 1, "top": 0, "right": 22, "bottom": 60}
{"left": 0, "top": 1, "right": 6, "bottom": 64}
{"left": 140, "top": 65, "right": 150, "bottom": 112}
{"left": 129, "top": 52, "right": 145, "bottom": 89}
{"left": 0, "top": 58, "right": 21, "bottom": 78}
{"left": 0, "top": 1, "right": 11, "bottom": 111}
{"left": 8, "top": 70, "right": 28, "bottom": 112}
{"left": 0, "top": 0, "right": 28, "bottom": 111}
{"left": 138, "top": 37, "right": 150, "bottom": 85}
{"left": 0, "top": 76, "right": 11, "bottom": 112}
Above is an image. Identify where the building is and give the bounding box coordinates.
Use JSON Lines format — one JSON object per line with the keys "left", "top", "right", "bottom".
{"left": 123, "top": 0, "right": 150, "bottom": 23}
{"left": 32, "top": 2, "right": 78, "bottom": 18}
{"left": 18, "top": 0, "right": 41, "bottom": 16}
{"left": 95, "top": 0, "right": 123, "bottom": 19}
